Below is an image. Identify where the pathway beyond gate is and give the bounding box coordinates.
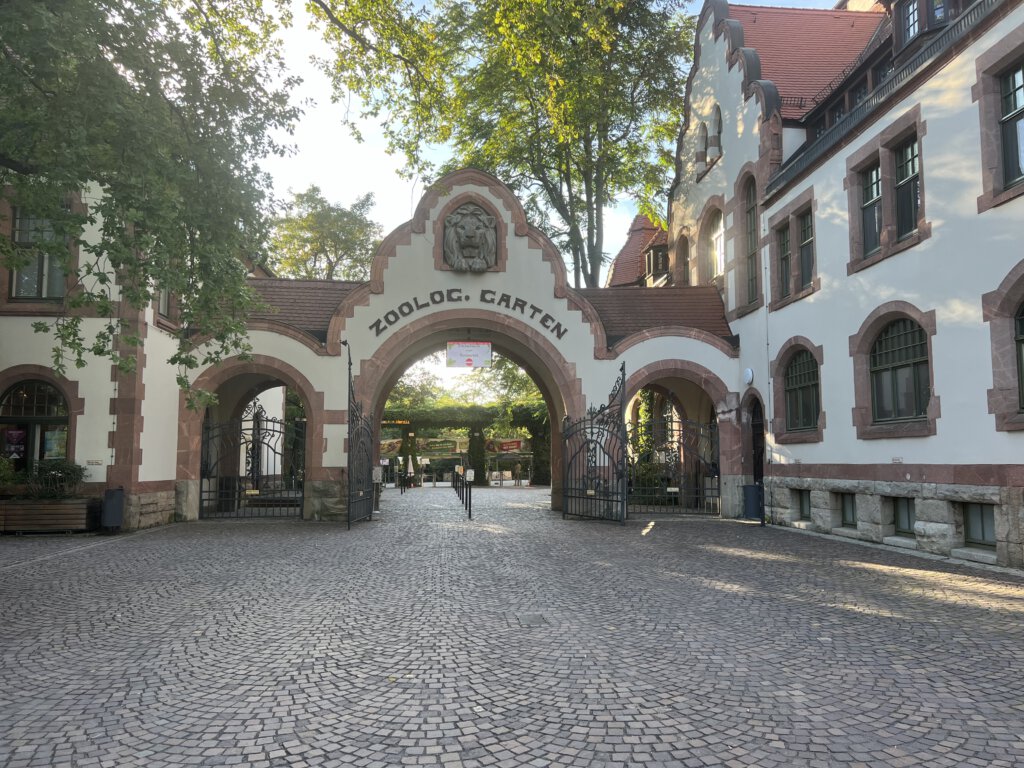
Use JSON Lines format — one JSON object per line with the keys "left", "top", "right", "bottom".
{"left": 2, "top": 488, "right": 1023, "bottom": 767}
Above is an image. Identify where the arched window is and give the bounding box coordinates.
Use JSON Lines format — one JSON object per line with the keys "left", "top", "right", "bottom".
{"left": 701, "top": 210, "right": 725, "bottom": 283}
{"left": 744, "top": 178, "right": 758, "bottom": 304}
{"left": 696, "top": 122, "right": 709, "bottom": 170}
{"left": 1016, "top": 302, "right": 1024, "bottom": 410}
{"left": 0, "top": 380, "right": 70, "bottom": 472}
{"left": 870, "top": 319, "right": 929, "bottom": 421}
{"left": 784, "top": 350, "right": 820, "bottom": 430}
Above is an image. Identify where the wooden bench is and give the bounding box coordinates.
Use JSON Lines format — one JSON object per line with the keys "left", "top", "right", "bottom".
{"left": 0, "top": 500, "right": 94, "bottom": 533}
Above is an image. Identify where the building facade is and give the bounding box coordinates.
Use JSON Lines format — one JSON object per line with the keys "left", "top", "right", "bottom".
{"left": 660, "top": 0, "right": 1024, "bottom": 566}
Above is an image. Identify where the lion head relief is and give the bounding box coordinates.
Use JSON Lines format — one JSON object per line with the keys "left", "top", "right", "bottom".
{"left": 443, "top": 204, "right": 497, "bottom": 273}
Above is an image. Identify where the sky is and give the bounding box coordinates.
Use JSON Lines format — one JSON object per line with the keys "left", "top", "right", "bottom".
{"left": 261, "top": 0, "right": 841, "bottom": 379}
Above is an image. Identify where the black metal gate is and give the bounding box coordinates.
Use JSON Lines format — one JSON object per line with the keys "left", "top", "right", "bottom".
{"left": 626, "top": 416, "right": 720, "bottom": 517}
{"left": 346, "top": 346, "right": 375, "bottom": 528}
{"left": 200, "top": 399, "right": 305, "bottom": 518}
{"left": 562, "top": 363, "right": 627, "bottom": 523}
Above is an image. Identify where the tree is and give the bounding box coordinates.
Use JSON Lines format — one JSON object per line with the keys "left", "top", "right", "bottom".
{"left": 270, "top": 186, "right": 382, "bottom": 280}
{"left": 309, "top": 0, "right": 692, "bottom": 287}
{"left": 0, "top": 0, "right": 299, "bottom": 403}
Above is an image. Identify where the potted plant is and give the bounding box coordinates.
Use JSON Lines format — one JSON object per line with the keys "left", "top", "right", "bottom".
{"left": 0, "top": 459, "right": 94, "bottom": 533}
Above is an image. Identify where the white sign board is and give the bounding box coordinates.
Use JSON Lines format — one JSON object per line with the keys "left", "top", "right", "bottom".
{"left": 447, "top": 341, "right": 492, "bottom": 369}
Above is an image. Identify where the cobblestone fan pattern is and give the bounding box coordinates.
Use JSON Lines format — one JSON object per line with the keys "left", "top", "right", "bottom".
{"left": 2, "top": 488, "right": 1024, "bottom": 768}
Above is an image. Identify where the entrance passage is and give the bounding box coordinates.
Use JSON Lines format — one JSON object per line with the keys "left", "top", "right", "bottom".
{"left": 200, "top": 399, "right": 305, "bottom": 518}
{"left": 562, "top": 364, "right": 628, "bottom": 523}
{"left": 626, "top": 417, "right": 720, "bottom": 517}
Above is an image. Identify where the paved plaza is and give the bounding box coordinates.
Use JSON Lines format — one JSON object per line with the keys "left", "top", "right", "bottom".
{"left": 2, "top": 488, "right": 1024, "bottom": 768}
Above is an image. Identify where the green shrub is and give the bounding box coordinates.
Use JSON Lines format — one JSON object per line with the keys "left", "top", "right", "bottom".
{"left": 26, "top": 459, "right": 87, "bottom": 499}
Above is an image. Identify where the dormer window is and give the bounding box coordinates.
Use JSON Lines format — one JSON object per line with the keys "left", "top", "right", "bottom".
{"left": 897, "top": 0, "right": 919, "bottom": 45}
{"left": 645, "top": 248, "right": 668, "bottom": 278}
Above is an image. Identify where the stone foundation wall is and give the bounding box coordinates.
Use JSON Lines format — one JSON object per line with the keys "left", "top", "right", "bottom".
{"left": 764, "top": 475, "right": 1024, "bottom": 569}
{"left": 304, "top": 478, "right": 347, "bottom": 523}
{"left": 124, "top": 489, "right": 176, "bottom": 531}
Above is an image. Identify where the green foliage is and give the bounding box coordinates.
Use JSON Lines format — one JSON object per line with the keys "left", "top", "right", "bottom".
{"left": 631, "top": 388, "right": 655, "bottom": 460}
{"left": 0, "top": 456, "right": 16, "bottom": 488}
{"left": 270, "top": 186, "right": 382, "bottom": 280}
{"left": 25, "top": 459, "right": 87, "bottom": 499}
{"left": 309, "top": 0, "right": 693, "bottom": 287}
{"left": 0, "top": 0, "right": 300, "bottom": 403}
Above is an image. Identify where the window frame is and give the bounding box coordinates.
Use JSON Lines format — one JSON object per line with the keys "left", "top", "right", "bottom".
{"left": 894, "top": 136, "right": 921, "bottom": 241}
{"left": 771, "top": 337, "right": 825, "bottom": 444}
{"left": 0, "top": 378, "right": 74, "bottom": 474}
{"left": 744, "top": 179, "right": 759, "bottom": 306}
{"left": 963, "top": 502, "right": 996, "bottom": 548}
{"left": 893, "top": 497, "right": 916, "bottom": 537}
{"left": 982, "top": 261, "right": 1024, "bottom": 432}
{"left": 999, "top": 62, "right": 1024, "bottom": 191}
{"left": 973, "top": 38, "right": 1024, "bottom": 212}
{"left": 849, "top": 302, "right": 939, "bottom": 440}
{"left": 861, "top": 163, "right": 883, "bottom": 258}
{"left": 8, "top": 207, "right": 66, "bottom": 301}
{"left": 869, "top": 318, "right": 930, "bottom": 423}
{"left": 784, "top": 349, "right": 820, "bottom": 432}
{"left": 840, "top": 493, "right": 857, "bottom": 528}
{"left": 767, "top": 186, "right": 819, "bottom": 311}
{"left": 844, "top": 106, "right": 930, "bottom": 275}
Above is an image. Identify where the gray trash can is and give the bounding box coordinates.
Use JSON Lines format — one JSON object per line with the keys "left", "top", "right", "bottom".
{"left": 101, "top": 488, "right": 124, "bottom": 532}
{"left": 742, "top": 483, "right": 763, "bottom": 522}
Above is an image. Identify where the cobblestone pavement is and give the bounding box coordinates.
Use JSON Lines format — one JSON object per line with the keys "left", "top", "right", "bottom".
{"left": 3, "top": 488, "right": 1024, "bottom": 768}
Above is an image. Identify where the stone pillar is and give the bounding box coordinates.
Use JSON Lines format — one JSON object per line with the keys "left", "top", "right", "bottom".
{"left": 175, "top": 479, "right": 200, "bottom": 522}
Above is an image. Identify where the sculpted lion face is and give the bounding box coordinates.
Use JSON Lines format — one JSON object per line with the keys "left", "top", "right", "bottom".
{"left": 443, "top": 204, "right": 497, "bottom": 273}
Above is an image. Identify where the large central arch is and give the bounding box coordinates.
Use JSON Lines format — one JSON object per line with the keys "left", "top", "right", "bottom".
{"left": 354, "top": 308, "right": 587, "bottom": 509}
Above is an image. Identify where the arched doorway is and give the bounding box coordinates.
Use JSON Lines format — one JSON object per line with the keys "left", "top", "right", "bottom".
{"left": 352, "top": 308, "right": 585, "bottom": 513}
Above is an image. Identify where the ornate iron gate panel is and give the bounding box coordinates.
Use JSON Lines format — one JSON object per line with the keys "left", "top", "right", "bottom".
{"left": 626, "top": 417, "right": 720, "bottom": 517}
{"left": 562, "top": 363, "right": 627, "bottom": 524}
{"left": 347, "top": 348, "right": 375, "bottom": 528}
{"left": 200, "top": 399, "right": 305, "bottom": 518}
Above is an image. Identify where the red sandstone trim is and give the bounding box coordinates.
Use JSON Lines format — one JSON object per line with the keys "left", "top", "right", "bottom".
{"left": 611, "top": 326, "right": 739, "bottom": 359}
{"left": 767, "top": 462, "right": 1024, "bottom": 486}
{"left": 771, "top": 336, "right": 826, "bottom": 444}
{"left": 983, "top": 258, "right": 1024, "bottom": 431}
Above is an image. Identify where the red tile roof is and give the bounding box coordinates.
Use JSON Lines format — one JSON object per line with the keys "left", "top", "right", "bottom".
{"left": 248, "top": 278, "right": 362, "bottom": 342}
{"left": 729, "top": 5, "right": 885, "bottom": 120}
{"left": 605, "top": 215, "right": 666, "bottom": 287}
{"left": 575, "top": 286, "right": 734, "bottom": 345}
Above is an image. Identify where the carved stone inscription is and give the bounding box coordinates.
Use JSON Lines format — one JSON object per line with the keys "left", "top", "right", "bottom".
{"left": 443, "top": 204, "right": 497, "bottom": 272}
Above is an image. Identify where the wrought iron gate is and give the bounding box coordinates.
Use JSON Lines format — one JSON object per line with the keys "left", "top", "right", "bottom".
{"left": 346, "top": 347, "right": 375, "bottom": 528}
{"left": 626, "top": 417, "right": 720, "bottom": 517}
{"left": 200, "top": 399, "right": 305, "bottom": 518}
{"left": 562, "top": 363, "right": 628, "bottom": 523}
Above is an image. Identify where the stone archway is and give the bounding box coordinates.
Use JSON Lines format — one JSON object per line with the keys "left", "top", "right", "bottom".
{"left": 352, "top": 309, "right": 587, "bottom": 511}
{"left": 176, "top": 355, "right": 344, "bottom": 521}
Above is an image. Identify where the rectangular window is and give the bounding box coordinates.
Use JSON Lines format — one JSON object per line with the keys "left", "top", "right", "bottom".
{"left": 964, "top": 502, "right": 996, "bottom": 548}
{"left": 930, "top": 0, "right": 947, "bottom": 25}
{"left": 830, "top": 102, "right": 845, "bottom": 126}
{"left": 895, "top": 137, "right": 920, "bottom": 239}
{"left": 861, "top": 164, "right": 882, "bottom": 257}
{"left": 850, "top": 79, "right": 869, "bottom": 108}
{"left": 872, "top": 58, "right": 894, "bottom": 88}
{"left": 9, "top": 209, "right": 65, "bottom": 299}
{"left": 1001, "top": 63, "right": 1024, "bottom": 190}
{"left": 797, "top": 489, "right": 811, "bottom": 520}
{"left": 893, "top": 497, "right": 916, "bottom": 536}
{"left": 158, "top": 288, "right": 171, "bottom": 318}
{"left": 798, "top": 211, "right": 814, "bottom": 288}
{"left": 840, "top": 493, "right": 857, "bottom": 528}
{"left": 899, "top": 0, "right": 919, "bottom": 44}
{"left": 777, "top": 227, "right": 791, "bottom": 299}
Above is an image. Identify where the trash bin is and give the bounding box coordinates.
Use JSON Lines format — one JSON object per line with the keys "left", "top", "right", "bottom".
{"left": 742, "top": 483, "right": 763, "bottom": 521}
{"left": 101, "top": 487, "right": 124, "bottom": 532}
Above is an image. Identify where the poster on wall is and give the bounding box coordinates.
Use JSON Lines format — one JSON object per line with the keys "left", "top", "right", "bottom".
{"left": 43, "top": 427, "right": 67, "bottom": 459}
{"left": 4, "top": 428, "right": 26, "bottom": 460}
{"left": 446, "top": 341, "right": 492, "bottom": 369}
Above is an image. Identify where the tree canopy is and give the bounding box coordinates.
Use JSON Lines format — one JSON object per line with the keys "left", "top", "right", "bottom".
{"left": 0, "top": 0, "right": 299, "bottom": 400}
{"left": 309, "top": 0, "right": 692, "bottom": 287}
{"left": 269, "top": 186, "right": 382, "bottom": 280}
